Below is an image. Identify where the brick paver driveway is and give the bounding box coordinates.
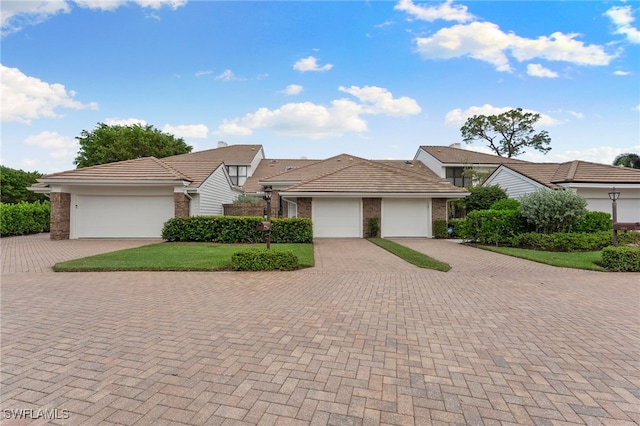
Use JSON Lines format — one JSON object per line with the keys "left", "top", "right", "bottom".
{"left": 1, "top": 235, "right": 639, "bottom": 425}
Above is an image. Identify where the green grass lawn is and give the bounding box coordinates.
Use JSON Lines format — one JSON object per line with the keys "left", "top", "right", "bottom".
{"left": 478, "top": 245, "right": 607, "bottom": 271}
{"left": 54, "top": 243, "right": 314, "bottom": 272}
{"left": 368, "top": 238, "right": 451, "bottom": 272}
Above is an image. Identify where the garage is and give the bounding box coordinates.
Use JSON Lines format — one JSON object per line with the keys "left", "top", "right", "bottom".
{"left": 381, "top": 198, "right": 431, "bottom": 237}
{"left": 312, "top": 198, "right": 361, "bottom": 238}
{"left": 72, "top": 195, "right": 174, "bottom": 238}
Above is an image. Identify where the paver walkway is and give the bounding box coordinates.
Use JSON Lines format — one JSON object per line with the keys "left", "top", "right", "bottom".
{"left": 1, "top": 234, "right": 639, "bottom": 425}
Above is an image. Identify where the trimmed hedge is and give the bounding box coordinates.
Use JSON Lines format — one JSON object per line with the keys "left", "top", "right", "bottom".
{"left": 458, "top": 210, "right": 530, "bottom": 244}
{"left": 0, "top": 201, "right": 50, "bottom": 237}
{"left": 573, "top": 211, "right": 612, "bottom": 233}
{"left": 433, "top": 220, "right": 448, "bottom": 239}
{"left": 161, "top": 216, "right": 313, "bottom": 243}
{"left": 600, "top": 246, "right": 640, "bottom": 272}
{"left": 511, "top": 231, "right": 613, "bottom": 252}
{"left": 231, "top": 249, "right": 299, "bottom": 271}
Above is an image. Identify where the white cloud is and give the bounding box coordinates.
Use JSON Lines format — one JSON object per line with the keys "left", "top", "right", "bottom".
{"left": 24, "top": 130, "right": 78, "bottom": 159}
{"left": 395, "top": 0, "right": 474, "bottom": 23}
{"left": 614, "top": 70, "right": 631, "bottom": 76}
{"left": 195, "top": 70, "right": 213, "bottom": 78}
{"left": 73, "top": 0, "right": 187, "bottom": 11}
{"left": 444, "top": 104, "right": 561, "bottom": 127}
{"left": 1, "top": 65, "right": 98, "bottom": 124}
{"left": 1, "top": 1, "right": 70, "bottom": 35}
{"left": 1, "top": 0, "right": 185, "bottom": 35}
{"left": 522, "top": 145, "right": 640, "bottom": 166}
{"left": 104, "top": 117, "right": 148, "bottom": 126}
{"left": 414, "top": 21, "right": 614, "bottom": 72}
{"left": 283, "top": 84, "right": 304, "bottom": 95}
{"left": 215, "top": 69, "right": 238, "bottom": 81}
{"left": 338, "top": 85, "right": 421, "bottom": 116}
{"left": 162, "top": 124, "right": 208, "bottom": 139}
{"left": 527, "top": 63, "right": 558, "bottom": 78}
{"left": 293, "top": 56, "right": 333, "bottom": 72}
{"left": 605, "top": 6, "right": 640, "bottom": 44}
{"left": 216, "top": 86, "right": 420, "bottom": 138}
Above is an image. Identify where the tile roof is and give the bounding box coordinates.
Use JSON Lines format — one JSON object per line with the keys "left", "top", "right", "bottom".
{"left": 243, "top": 158, "right": 321, "bottom": 193}
{"left": 40, "top": 157, "right": 190, "bottom": 182}
{"left": 163, "top": 144, "right": 263, "bottom": 164}
{"left": 502, "top": 161, "right": 640, "bottom": 187}
{"left": 162, "top": 160, "right": 225, "bottom": 188}
{"left": 420, "top": 145, "right": 528, "bottom": 165}
{"left": 260, "top": 154, "right": 367, "bottom": 185}
{"left": 282, "top": 159, "right": 467, "bottom": 194}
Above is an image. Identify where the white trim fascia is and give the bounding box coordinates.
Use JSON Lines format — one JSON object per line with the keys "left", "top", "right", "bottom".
{"left": 257, "top": 180, "right": 301, "bottom": 187}
{"left": 28, "top": 186, "right": 51, "bottom": 194}
{"left": 38, "top": 179, "right": 189, "bottom": 186}
{"left": 556, "top": 182, "right": 640, "bottom": 189}
{"left": 279, "top": 191, "right": 469, "bottom": 198}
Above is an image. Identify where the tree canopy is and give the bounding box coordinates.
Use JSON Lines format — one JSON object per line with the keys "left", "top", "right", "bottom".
{"left": 0, "top": 165, "right": 46, "bottom": 204}
{"left": 612, "top": 153, "right": 640, "bottom": 169}
{"left": 74, "top": 123, "right": 193, "bottom": 168}
{"left": 460, "top": 108, "right": 551, "bottom": 158}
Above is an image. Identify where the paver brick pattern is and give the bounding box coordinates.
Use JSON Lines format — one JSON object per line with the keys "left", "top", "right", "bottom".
{"left": 1, "top": 235, "right": 639, "bottom": 425}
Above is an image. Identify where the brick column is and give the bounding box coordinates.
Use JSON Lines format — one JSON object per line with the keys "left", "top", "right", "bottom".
{"left": 363, "top": 198, "right": 381, "bottom": 237}
{"left": 50, "top": 192, "right": 71, "bottom": 240}
{"left": 297, "top": 198, "right": 312, "bottom": 218}
{"left": 174, "top": 193, "right": 190, "bottom": 217}
{"left": 431, "top": 198, "right": 447, "bottom": 236}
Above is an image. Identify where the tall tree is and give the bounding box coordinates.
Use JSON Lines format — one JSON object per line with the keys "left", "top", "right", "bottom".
{"left": 612, "top": 153, "right": 640, "bottom": 169}
{"left": 0, "top": 166, "right": 46, "bottom": 204}
{"left": 74, "top": 123, "right": 193, "bottom": 168}
{"left": 460, "top": 108, "right": 551, "bottom": 158}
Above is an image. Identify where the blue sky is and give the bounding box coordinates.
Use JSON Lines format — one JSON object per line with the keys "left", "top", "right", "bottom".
{"left": 1, "top": 0, "right": 639, "bottom": 174}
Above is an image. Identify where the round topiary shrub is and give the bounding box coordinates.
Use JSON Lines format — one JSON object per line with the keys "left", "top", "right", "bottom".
{"left": 519, "top": 189, "right": 587, "bottom": 234}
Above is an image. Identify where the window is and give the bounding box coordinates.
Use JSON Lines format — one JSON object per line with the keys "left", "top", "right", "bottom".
{"left": 446, "top": 167, "right": 471, "bottom": 187}
{"left": 227, "top": 166, "right": 247, "bottom": 186}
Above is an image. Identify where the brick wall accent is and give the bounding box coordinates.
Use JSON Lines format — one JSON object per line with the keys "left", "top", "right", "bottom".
{"left": 50, "top": 192, "right": 71, "bottom": 240}
{"left": 363, "top": 198, "right": 381, "bottom": 237}
{"left": 174, "top": 193, "right": 190, "bottom": 217}
{"left": 297, "top": 198, "right": 312, "bottom": 218}
{"left": 223, "top": 203, "right": 264, "bottom": 217}
{"left": 432, "top": 198, "right": 447, "bottom": 233}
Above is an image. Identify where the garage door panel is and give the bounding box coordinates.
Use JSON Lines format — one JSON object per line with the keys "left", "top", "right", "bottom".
{"left": 313, "top": 198, "right": 361, "bottom": 238}
{"left": 75, "top": 195, "right": 174, "bottom": 238}
{"left": 382, "top": 199, "right": 430, "bottom": 237}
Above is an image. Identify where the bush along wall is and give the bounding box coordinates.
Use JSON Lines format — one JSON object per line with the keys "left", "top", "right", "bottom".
{"left": 600, "top": 246, "right": 640, "bottom": 272}
{"left": 161, "top": 216, "right": 313, "bottom": 243}
{"left": 231, "top": 249, "right": 299, "bottom": 271}
{"left": 459, "top": 209, "right": 530, "bottom": 244}
{"left": 0, "top": 201, "right": 50, "bottom": 237}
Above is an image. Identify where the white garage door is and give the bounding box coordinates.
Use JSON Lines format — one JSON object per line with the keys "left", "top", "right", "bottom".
{"left": 74, "top": 195, "right": 174, "bottom": 238}
{"left": 312, "top": 198, "right": 361, "bottom": 238}
{"left": 382, "top": 199, "right": 431, "bottom": 237}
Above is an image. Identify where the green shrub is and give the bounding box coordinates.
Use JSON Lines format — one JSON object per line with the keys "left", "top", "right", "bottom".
{"left": 231, "top": 248, "right": 299, "bottom": 271}
{"left": 460, "top": 209, "right": 529, "bottom": 244}
{"left": 511, "top": 231, "right": 613, "bottom": 252}
{"left": 447, "top": 219, "right": 465, "bottom": 238}
{"left": 600, "top": 246, "right": 640, "bottom": 272}
{"left": 464, "top": 185, "right": 508, "bottom": 213}
{"left": 0, "top": 201, "right": 50, "bottom": 237}
{"left": 161, "top": 216, "right": 313, "bottom": 243}
{"left": 573, "top": 211, "right": 612, "bottom": 233}
{"left": 490, "top": 198, "right": 520, "bottom": 211}
{"left": 433, "top": 219, "right": 448, "bottom": 239}
{"left": 519, "top": 189, "right": 587, "bottom": 233}
{"left": 233, "top": 194, "right": 262, "bottom": 204}
{"left": 367, "top": 217, "right": 380, "bottom": 238}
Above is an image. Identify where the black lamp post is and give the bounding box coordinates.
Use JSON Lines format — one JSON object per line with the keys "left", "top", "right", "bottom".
{"left": 608, "top": 187, "right": 620, "bottom": 247}
{"left": 263, "top": 186, "right": 272, "bottom": 249}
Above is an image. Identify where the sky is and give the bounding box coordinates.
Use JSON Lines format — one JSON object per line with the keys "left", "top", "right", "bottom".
{"left": 1, "top": 0, "right": 639, "bottom": 174}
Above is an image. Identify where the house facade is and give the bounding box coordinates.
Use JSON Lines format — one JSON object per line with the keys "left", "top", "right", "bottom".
{"left": 483, "top": 161, "right": 640, "bottom": 222}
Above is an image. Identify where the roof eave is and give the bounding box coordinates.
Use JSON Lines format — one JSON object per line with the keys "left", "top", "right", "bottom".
{"left": 279, "top": 191, "right": 469, "bottom": 198}
{"left": 38, "top": 178, "right": 191, "bottom": 186}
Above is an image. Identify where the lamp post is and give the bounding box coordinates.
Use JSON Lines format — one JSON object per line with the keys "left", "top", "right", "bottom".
{"left": 608, "top": 187, "right": 620, "bottom": 247}
{"left": 263, "top": 186, "right": 272, "bottom": 249}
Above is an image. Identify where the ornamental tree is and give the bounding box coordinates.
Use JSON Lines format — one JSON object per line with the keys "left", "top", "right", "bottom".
{"left": 74, "top": 123, "right": 192, "bottom": 168}
{"left": 461, "top": 108, "right": 551, "bottom": 158}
